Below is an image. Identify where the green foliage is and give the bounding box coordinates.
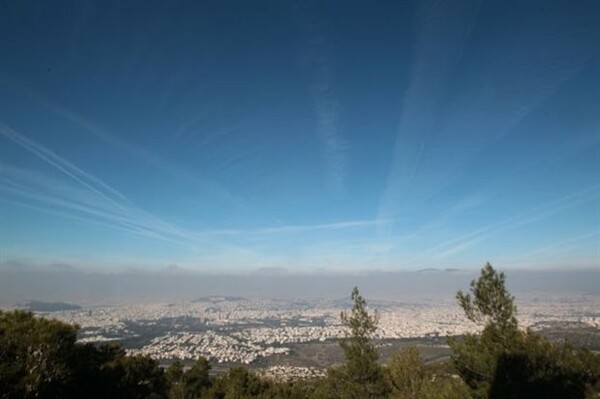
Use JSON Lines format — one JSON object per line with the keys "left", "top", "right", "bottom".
{"left": 449, "top": 263, "right": 600, "bottom": 398}
{"left": 0, "top": 310, "right": 78, "bottom": 398}
{"left": 163, "top": 357, "right": 213, "bottom": 399}
{"left": 387, "top": 346, "right": 426, "bottom": 399}
{"left": 203, "top": 367, "right": 273, "bottom": 399}
{"left": 0, "top": 310, "right": 167, "bottom": 399}
{"left": 449, "top": 263, "right": 522, "bottom": 397}
{"left": 165, "top": 361, "right": 184, "bottom": 385}
{"left": 489, "top": 337, "right": 600, "bottom": 399}
{"left": 456, "top": 262, "right": 517, "bottom": 332}
{"left": 68, "top": 342, "right": 127, "bottom": 398}
{"left": 317, "top": 286, "right": 389, "bottom": 399}
{"left": 417, "top": 375, "right": 472, "bottom": 399}
{"left": 165, "top": 361, "right": 185, "bottom": 399}
{"left": 340, "top": 287, "right": 379, "bottom": 344}
{"left": 205, "top": 367, "right": 320, "bottom": 399}
{"left": 386, "top": 346, "right": 471, "bottom": 399}
{"left": 184, "top": 357, "right": 212, "bottom": 398}
{"left": 112, "top": 355, "right": 167, "bottom": 399}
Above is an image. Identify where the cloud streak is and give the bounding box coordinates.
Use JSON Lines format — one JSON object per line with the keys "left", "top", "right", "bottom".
{"left": 0, "top": 75, "right": 243, "bottom": 208}
{"left": 297, "top": 3, "right": 347, "bottom": 195}
{"left": 378, "top": 0, "right": 591, "bottom": 234}
{"left": 515, "top": 231, "right": 600, "bottom": 260}
{"left": 197, "top": 218, "right": 384, "bottom": 238}
{"left": 0, "top": 124, "right": 385, "bottom": 264}
{"left": 377, "top": 0, "right": 481, "bottom": 234}
{"left": 424, "top": 186, "right": 600, "bottom": 259}
{"left": 0, "top": 123, "right": 236, "bottom": 251}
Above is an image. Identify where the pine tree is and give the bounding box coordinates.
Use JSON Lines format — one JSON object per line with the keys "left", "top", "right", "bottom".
{"left": 456, "top": 263, "right": 517, "bottom": 335}
{"left": 165, "top": 361, "right": 185, "bottom": 399}
{"left": 387, "top": 346, "right": 426, "bottom": 399}
{"left": 183, "top": 357, "right": 211, "bottom": 398}
{"left": 448, "top": 263, "right": 600, "bottom": 398}
{"left": 318, "top": 287, "right": 389, "bottom": 399}
{"left": 448, "top": 263, "right": 520, "bottom": 397}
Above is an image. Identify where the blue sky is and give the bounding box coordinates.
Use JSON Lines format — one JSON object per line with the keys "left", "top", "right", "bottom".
{"left": 0, "top": 0, "right": 598, "bottom": 273}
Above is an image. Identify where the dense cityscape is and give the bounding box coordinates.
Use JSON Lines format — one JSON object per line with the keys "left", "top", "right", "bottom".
{"left": 15, "top": 294, "right": 598, "bottom": 367}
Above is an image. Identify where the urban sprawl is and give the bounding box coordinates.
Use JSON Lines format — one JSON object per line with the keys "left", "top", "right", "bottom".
{"left": 26, "top": 295, "right": 600, "bottom": 368}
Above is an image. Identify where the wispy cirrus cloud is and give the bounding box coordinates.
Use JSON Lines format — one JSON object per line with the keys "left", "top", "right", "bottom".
{"left": 0, "top": 75, "right": 244, "bottom": 208}
{"left": 50, "top": 105, "right": 245, "bottom": 208}
{"left": 296, "top": 3, "right": 347, "bottom": 195}
{"left": 0, "top": 123, "right": 235, "bottom": 251}
{"left": 514, "top": 231, "right": 600, "bottom": 260}
{"left": 433, "top": 236, "right": 485, "bottom": 259}
{"left": 424, "top": 186, "right": 600, "bottom": 259}
{"left": 377, "top": 0, "right": 481, "bottom": 234}
{"left": 0, "top": 122, "right": 130, "bottom": 208}
{"left": 0, "top": 123, "right": 385, "bottom": 263}
{"left": 378, "top": 0, "right": 592, "bottom": 234}
{"left": 197, "top": 218, "right": 384, "bottom": 238}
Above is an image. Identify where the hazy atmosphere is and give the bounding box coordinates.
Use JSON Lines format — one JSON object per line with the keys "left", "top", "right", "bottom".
{"left": 1, "top": 0, "right": 599, "bottom": 278}
{"left": 2, "top": 267, "right": 600, "bottom": 306}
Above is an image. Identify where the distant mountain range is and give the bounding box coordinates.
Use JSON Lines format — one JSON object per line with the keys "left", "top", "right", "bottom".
{"left": 22, "top": 301, "right": 81, "bottom": 312}
{"left": 192, "top": 295, "right": 246, "bottom": 303}
{"left": 417, "top": 268, "right": 462, "bottom": 273}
